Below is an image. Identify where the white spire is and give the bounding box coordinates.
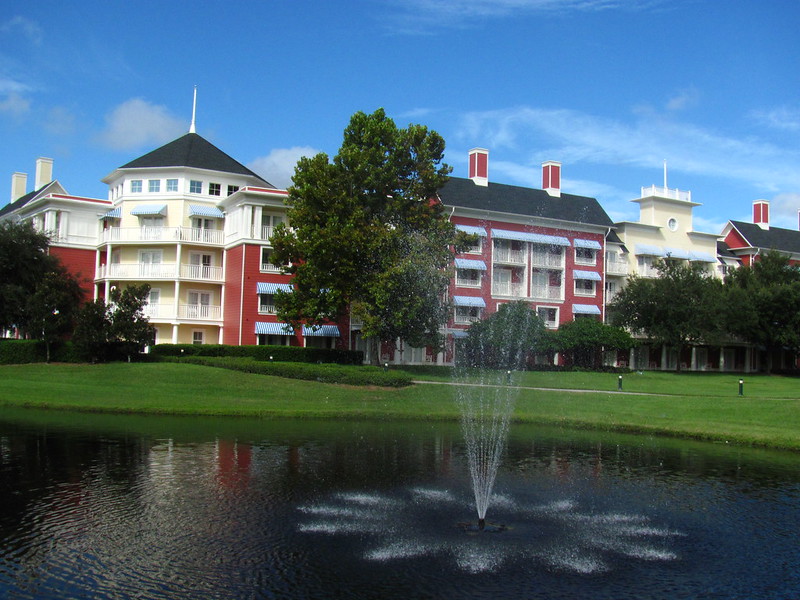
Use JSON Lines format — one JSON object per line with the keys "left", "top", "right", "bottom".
{"left": 189, "top": 86, "right": 197, "bottom": 134}
{"left": 663, "top": 159, "right": 668, "bottom": 189}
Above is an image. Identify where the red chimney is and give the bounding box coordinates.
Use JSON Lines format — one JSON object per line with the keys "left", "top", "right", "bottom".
{"left": 753, "top": 199, "right": 769, "bottom": 230}
{"left": 469, "top": 148, "right": 488, "bottom": 187}
{"left": 542, "top": 161, "right": 561, "bottom": 197}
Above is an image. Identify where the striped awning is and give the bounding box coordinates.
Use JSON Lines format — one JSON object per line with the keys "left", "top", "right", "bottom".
{"left": 664, "top": 247, "right": 691, "bottom": 260}
{"left": 573, "top": 270, "right": 602, "bottom": 281}
{"left": 255, "top": 322, "right": 294, "bottom": 335}
{"left": 453, "top": 296, "right": 486, "bottom": 308}
{"left": 451, "top": 330, "right": 469, "bottom": 338}
{"left": 302, "top": 325, "right": 340, "bottom": 337}
{"left": 689, "top": 250, "right": 717, "bottom": 263}
{"left": 189, "top": 204, "right": 224, "bottom": 218}
{"left": 130, "top": 204, "right": 167, "bottom": 216}
{"left": 455, "top": 224, "right": 488, "bottom": 237}
{"left": 574, "top": 238, "right": 602, "bottom": 250}
{"left": 572, "top": 304, "right": 602, "bottom": 315}
{"left": 256, "top": 282, "right": 293, "bottom": 294}
{"left": 454, "top": 258, "right": 487, "bottom": 271}
{"left": 491, "top": 229, "right": 570, "bottom": 246}
{"left": 101, "top": 207, "right": 121, "bottom": 219}
{"left": 635, "top": 244, "right": 664, "bottom": 257}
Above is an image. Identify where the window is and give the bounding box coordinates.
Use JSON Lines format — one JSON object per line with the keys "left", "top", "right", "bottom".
{"left": 465, "top": 237, "right": 482, "bottom": 254}
{"left": 258, "top": 294, "right": 276, "bottom": 314}
{"left": 537, "top": 307, "right": 558, "bottom": 329}
{"left": 187, "top": 291, "right": 212, "bottom": 319}
{"left": 146, "top": 288, "right": 161, "bottom": 318}
{"left": 188, "top": 253, "right": 213, "bottom": 278}
{"left": 257, "top": 334, "right": 289, "bottom": 346}
{"left": 189, "top": 180, "right": 202, "bottom": 194}
{"left": 455, "top": 305, "right": 481, "bottom": 324}
{"left": 575, "top": 279, "right": 596, "bottom": 296}
{"left": 131, "top": 180, "right": 142, "bottom": 193}
{"left": 575, "top": 247, "right": 596, "bottom": 266}
{"left": 227, "top": 185, "right": 240, "bottom": 196}
{"left": 261, "top": 247, "right": 287, "bottom": 272}
{"left": 456, "top": 268, "right": 481, "bottom": 287}
{"left": 139, "top": 216, "right": 164, "bottom": 240}
{"left": 209, "top": 183, "right": 221, "bottom": 196}
{"left": 166, "top": 179, "right": 179, "bottom": 192}
{"left": 148, "top": 179, "right": 160, "bottom": 193}
{"left": 261, "top": 214, "right": 285, "bottom": 240}
{"left": 192, "top": 331, "right": 204, "bottom": 345}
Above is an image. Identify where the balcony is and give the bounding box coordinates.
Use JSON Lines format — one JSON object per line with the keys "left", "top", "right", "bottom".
{"left": 454, "top": 313, "right": 481, "bottom": 325}
{"left": 531, "top": 251, "right": 564, "bottom": 268}
{"left": 493, "top": 248, "right": 526, "bottom": 264}
{"left": 100, "top": 227, "right": 224, "bottom": 245}
{"left": 606, "top": 260, "right": 629, "bottom": 276}
{"left": 97, "top": 263, "right": 224, "bottom": 282}
{"left": 640, "top": 185, "right": 692, "bottom": 203}
{"left": 492, "top": 282, "right": 525, "bottom": 298}
{"left": 531, "top": 285, "right": 563, "bottom": 300}
{"left": 180, "top": 264, "right": 224, "bottom": 282}
{"left": 455, "top": 275, "right": 481, "bottom": 288}
{"left": 142, "top": 304, "right": 222, "bottom": 321}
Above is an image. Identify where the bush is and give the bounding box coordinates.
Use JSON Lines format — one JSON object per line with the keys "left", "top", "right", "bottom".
{"left": 150, "top": 344, "right": 364, "bottom": 365}
{"left": 171, "top": 356, "right": 412, "bottom": 387}
{"left": 0, "top": 339, "right": 44, "bottom": 364}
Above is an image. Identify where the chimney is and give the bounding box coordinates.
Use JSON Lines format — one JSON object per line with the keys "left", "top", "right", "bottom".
{"left": 542, "top": 161, "right": 561, "bottom": 197}
{"left": 753, "top": 199, "right": 769, "bottom": 230}
{"left": 35, "top": 157, "right": 53, "bottom": 190}
{"left": 468, "top": 148, "right": 489, "bottom": 187}
{"left": 11, "top": 172, "right": 27, "bottom": 203}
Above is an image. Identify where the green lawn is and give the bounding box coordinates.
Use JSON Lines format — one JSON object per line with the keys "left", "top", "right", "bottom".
{"left": 1, "top": 362, "right": 798, "bottom": 450}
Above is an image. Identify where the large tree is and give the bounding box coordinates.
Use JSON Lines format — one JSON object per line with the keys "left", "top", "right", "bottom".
{"left": 722, "top": 251, "right": 800, "bottom": 373}
{"left": 27, "top": 269, "right": 84, "bottom": 362}
{"left": 549, "top": 318, "right": 635, "bottom": 369}
{"left": 270, "top": 108, "right": 467, "bottom": 361}
{"left": 609, "top": 260, "right": 723, "bottom": 371}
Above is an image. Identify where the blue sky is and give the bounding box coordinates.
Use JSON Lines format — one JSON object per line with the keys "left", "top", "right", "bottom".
{"left": 2, "top": 0, "right": 799, "bottom": 233}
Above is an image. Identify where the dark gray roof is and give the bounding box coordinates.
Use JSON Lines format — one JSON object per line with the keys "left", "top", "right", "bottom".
{"left": 0, "top": 185, "right": 46, "bottom": 218}
{"left": 728, "top": 220, "right": 800, "bottom": 255}
{"left": 120, "top": 133, "right": 273, "bottom": 186}
{"left": 717, "top": 240, "right": 740, "bottom": 260}
{"left": 439, "top": 177, "right": 613, "bottom": 228}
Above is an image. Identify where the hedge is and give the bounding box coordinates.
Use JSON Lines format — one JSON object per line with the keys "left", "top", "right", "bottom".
{"left": 150, "top": 343, "right": 364, "bottom": 365}
{"left": 172, "top": 355, "right": 413, "bottom": 387}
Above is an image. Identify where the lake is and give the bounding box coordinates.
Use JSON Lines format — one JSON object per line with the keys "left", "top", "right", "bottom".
{"left": 1, "top": 408, "right": 798, "bottom": 599}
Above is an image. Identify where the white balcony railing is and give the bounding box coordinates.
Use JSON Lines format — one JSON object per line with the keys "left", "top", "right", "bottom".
{"left": 98, "top": 263, "right": 223, "bottom": 281}
{"left": 180, "top": 264, "right": 224, "bottom": 281}
{"left": 454, "top": 314, "right": 481, "bottom": 325}
{"left": 531, "top": 251, "right": 564, "bottom": 268}
{"left": 259, "top": 303, "right": 277, "bottom": 314}
{"left": 531, "top": 285, "right": 563, "bottom": 300}
{"left": 455, "top": 276, "right": 481, "bottom": 288}
{"left": 178, "top": 304, "right": 222, "bottom": 320}
{"left": 606, "top": 260, "right": 629, "bottom": 276}
{"left": 493, "top": 248, "right": 526, "bottom": 264}
{"left": 640, "top": 185, "right": 692, "bottom": 202}
{"left": 100, "top": 227, "right": 223, "bottom": 245}
{"left": 492, "top": 282, "right": 525, "bottom": 297}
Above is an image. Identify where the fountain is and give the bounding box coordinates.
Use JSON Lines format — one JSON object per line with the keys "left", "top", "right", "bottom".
{"left": 453, "top": 301, "right": 542, "bottom": 530}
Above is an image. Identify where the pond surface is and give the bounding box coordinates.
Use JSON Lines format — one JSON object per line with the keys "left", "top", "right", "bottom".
{"left": 1, "top": 408, "right": 799, "bottom": 599}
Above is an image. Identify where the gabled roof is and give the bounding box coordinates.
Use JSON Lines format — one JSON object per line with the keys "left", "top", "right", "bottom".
{"left": 0, "top": 181, "right": 65, "bottom": 219}
{"left": 115, "top": 133, "right": 273, "bottom": 187}
{"left": 727, "top": 220, "right": 800, "bottom": 255}
{"left": 438, "top": 177, "right": 613, "bottom": 228}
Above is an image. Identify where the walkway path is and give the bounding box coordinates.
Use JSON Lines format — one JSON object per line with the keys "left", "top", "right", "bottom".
{"left": 412, "top": 380, "right": 664, "bottom": 396}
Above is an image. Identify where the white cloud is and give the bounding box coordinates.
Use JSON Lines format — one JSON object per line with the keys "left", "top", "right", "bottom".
{"left": 665, "top": 87, "right": 700, "bottom": 112}
{"left": 1, "top": 16, "right": 43, "bottom": 45}
{"left": 769, "top": 192, "right": 800, "bottom": 229}
{"left": 0, "top": 91, "right": 30, "bottom": 118}
{"left": 43, "top": 106, "right": 76, "bottom": 136}
{"left": 751, "top": 106, "right": 800, "bottom": 132}
{"left": 248, "top": 146, "right": 320, "bottom": 189}
{"left": 97, "top": 98, "right": 186, "bottom": 151}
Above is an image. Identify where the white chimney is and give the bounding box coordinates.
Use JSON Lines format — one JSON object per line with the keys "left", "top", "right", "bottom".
{"left": 11, "top": 172, "right": 27, "bottom": 203}
{"left": 468, "top": 148, "right": 489, "bottom": 187}
{"left": 542, "top": 160, "right": 561, "bottom": 197}
{"left": 753, "top": 199, "right": 769, "bottom": 230}
{"left": 35, "top": 157, "right": 53, "bottom": 190}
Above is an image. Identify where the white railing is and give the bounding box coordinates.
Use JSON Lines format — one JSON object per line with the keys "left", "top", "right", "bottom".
{"left": 531, "top": 251, "right": 563, "bottom": 268}
{"left": 455, "top": 276, "right": 481, "bottom": 287}
{"left": 606, "top": 260, "right": 629, "bottom": 276}
{"left": 100, "top": 227, "right": 223, "bottom": 245}
{"left": 180, "top": 264, "right": 224, "bottom": 281}
{"left": 260, "top": 263, "right": 284, "bottom": 273}
{"left": 531, "top": 285, "right": 562, "bottom": 300}
{"left": 640, "top": 185, "right": 692, "bottom": 202}
{"left": 492, "top": 282, "right": 525, "bottom": 297}
{"left": 454, "top": 313, "right": 481, "bottom": 325}
{"left": 97, "top": 263, "right": 177, "bottom": 279}
{"left": 178, "top": 304, "right": 222, "bottom": 320}
{"left": 259, "top": 303, "right": 277, "bottom": 314}
{"left": 638, "top": 263, "right": 661, "bottom": 278}
{"left": 493, "top": 248, "right": 526, "bottom": 264}
{"left": 142, "top": 305, "right": 171, "bottom": 320}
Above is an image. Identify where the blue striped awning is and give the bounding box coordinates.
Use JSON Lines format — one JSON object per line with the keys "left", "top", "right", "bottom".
{"left": 453, "top": 296, "right": 486, "bottom": 308}
{"left": 101, "top": 207, "right": 121, "bottom": 219}
{"left": 491, "top": 229, "right": 570, "bottom": 246}
{"left": 255, "top": 322, "right": 294, "bottom": 335}
{"left": 454, "top": 258, "right": 487, "bottom": 271}
{"left": 302, "top": 325, "right": 340, "bottom": 337}
{"left": 664, "top": 247, "right": 691, "bottom": 260}
{"left": 635, "top": 244, "right": 664, "bottom": 257}
{"left": 189, "top": 204, "right": 224, "bottom": 218}
{"left": 574, "top": 238, "right": 602, "bottom": 250}
{"left": 130, "top": 204, "right": 167, "bottom": 216}
{"left": 574, "top": 270, "right": 602, "bottom": 281}
{"left": 572, "top": 304, "right": 602, "bottom": 315}
{"left": 456, "top": 224, "right": 488, "bottom": 237}
{"left": 256, "top": 282, "right": 293, "bottom": 294}
{"left": 451, "top": 330, "right": 469, "bottom": 338}
{"left": 689, "top": 250, "right": 716, "bottom": 263}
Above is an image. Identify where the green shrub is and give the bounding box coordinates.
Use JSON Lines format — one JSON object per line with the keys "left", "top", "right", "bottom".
{"left": 173, "top": 356, "right": 412, "bottom": 387}
{"left": 150, "top": 344, "right": 364, "bottom": 365}
{"left": 0, "top": 339, "right": 44, "bottom": 364}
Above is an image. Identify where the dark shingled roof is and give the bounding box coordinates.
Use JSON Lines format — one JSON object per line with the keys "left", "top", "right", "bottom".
{"left": 438, "top": 177, "right": 613, "bottom": 228}
{"left": 120, "top": 133, "right": 273, "bottom": 186}
{"left": 728, "top": 220, "right": 800, "bottom": 255}
{"left": 0, "top": 185, "right": 47, "bottom": 218}
{"left": 717, "top": 240, "right": 740, "bottom": 261}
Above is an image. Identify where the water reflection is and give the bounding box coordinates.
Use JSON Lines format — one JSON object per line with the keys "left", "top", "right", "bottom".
{"left": 1, "top": 409, "right": 799, "bottom": 599}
